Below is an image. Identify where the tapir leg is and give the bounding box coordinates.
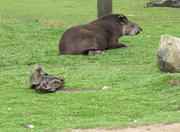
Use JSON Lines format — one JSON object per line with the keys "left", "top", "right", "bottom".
{"left": 107, "top": 39, "right": 129, "bottom": 49}
{"left": 88, "top": 50, "right": 104, "bottom": 56}
{"left": 113, "top": 42, "right": 129, "bottom": 48}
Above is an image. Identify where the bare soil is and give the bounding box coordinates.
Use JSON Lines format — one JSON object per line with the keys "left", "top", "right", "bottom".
{"left": 168, "top": 79, "right": 180, "bottom": 85}
{"left": 58, "top": 88, "right": 103, "bottom": 92}
{"left": 70, "top": 123, "right": 180, "bottom": 132}
{"left": 58, "top": 86, "right": 111, "bottom": 92}
{"left": 42, "top": 21, "right": 69, "bottom": 25}
{"left": 0, "top": 19, "right": 5, "bottom": 23}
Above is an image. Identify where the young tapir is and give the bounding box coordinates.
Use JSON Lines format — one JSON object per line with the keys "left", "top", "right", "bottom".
{"left": 59, "top": 14, "right": 142, "bottom": 56}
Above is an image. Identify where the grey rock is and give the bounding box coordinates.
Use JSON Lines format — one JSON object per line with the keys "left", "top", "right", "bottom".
{"left": 37, "top": 73, "right": 65, "bottom": 93}
{"left": 30, "top": 65, "right": 65, "bottom": 93}
{"left": 146, "top": 0, "right": 180, "bottom": 8}
{"left": 30, "top": 64, "right": 42, "bottom": 89}
{"left": 157, "top": 35, "right": 180, "bottom": 73}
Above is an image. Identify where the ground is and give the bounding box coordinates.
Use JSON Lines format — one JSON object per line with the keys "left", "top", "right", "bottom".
{"left": 70, "top": 123, "right": 180, "bottom": 132}
{"left": 0, "top": 0, "right": 180, "bottom": 131}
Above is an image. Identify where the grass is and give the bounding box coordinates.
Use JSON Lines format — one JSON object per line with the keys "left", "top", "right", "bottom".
{"left": 0, "top": 0, "right": 180, "bottom": 131}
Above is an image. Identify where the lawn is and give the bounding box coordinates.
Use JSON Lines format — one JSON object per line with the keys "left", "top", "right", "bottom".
{"left": 0, "top": 0, "right": 180, "bottom": 131}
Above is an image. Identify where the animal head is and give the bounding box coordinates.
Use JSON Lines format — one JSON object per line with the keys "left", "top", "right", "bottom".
{"left": 116, "top": 14, "right": 143, "bottom": 36}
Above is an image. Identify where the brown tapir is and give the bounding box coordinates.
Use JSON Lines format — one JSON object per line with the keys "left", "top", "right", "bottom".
{"left": 59, "top": 14, "right": 142, "bottom": 56}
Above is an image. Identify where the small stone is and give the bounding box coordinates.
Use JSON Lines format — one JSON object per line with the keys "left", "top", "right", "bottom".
{"left": 35, "top": 19, "right": 38, "bottom": 22}
{"left": 147, "top": 35, "right": 151, "bottom": 38}
{"left": 102, "top": 86, "right": 110, "bottom": 90}
{"left": 24, "top": 125, "right": 34, "bottom": 128}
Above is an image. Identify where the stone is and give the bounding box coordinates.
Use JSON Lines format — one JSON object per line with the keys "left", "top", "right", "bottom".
{"left": 146, "top": 0, "right": 180, "bottom": 8}
{"left": 30, "top": 65, "right": 65, "bottom": 93}
{"left": 30, "top": 64, "right": 42, "bottom": 89}
{"left": 36, "top": 73, "right": 65, "bottom": 93}
{"left": 24, "top": 125, "right": 34, "bottom": 128}
{"left": 157, "top": 35, "right": 180, "bottom": 73}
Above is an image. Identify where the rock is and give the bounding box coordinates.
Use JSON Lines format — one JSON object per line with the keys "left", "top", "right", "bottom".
{"left": 146, "top": 0, "right": 180, "bottom": 8}
{"left": 157, "top": 35, "right": 180, "bottom": 73}
{"left": 102, "top": 86, "right": 111, "bottom": 90}
{"left": 24, "top": 124, "right": 34, "bottom": 128}
{"left": 30, "top": 64, "right": 42, "bottom": 89}
{"left": 36, "top": 73, "right": 65, "bottom": 93}
{"left": 30, "top": 65, "right": 65, "bottom": 93}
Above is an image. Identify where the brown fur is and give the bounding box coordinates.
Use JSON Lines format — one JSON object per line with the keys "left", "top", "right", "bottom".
{"left": 59, "top": 14, "right": 142, "bottom": 55}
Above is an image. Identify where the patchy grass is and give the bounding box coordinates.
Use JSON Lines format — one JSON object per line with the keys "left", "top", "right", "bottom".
{"left": 0, "top": 0, "right": 180, "bottom": 131}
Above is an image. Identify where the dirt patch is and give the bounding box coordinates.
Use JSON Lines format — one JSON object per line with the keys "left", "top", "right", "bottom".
{"left": 58, "top": 88, "right": 103, "bottom": 92}
{"left": 58, "top": 86, "right": 111, "bottom": 92}
{"left": 70, "top": 123, "right": 180, "bottom": 132}
{"left": 64, "top": 5, "right": 72, "bottom": 8}
{"left": 42, "top": 21, "right": 69, "bottom": 26}
{"left": 168, "top": 79, "right": 180, "bottom": 85}
{"left": 0, "top": 19, "right": 5, "bottom": 23}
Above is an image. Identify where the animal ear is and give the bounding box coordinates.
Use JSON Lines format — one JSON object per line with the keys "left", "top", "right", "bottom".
{"left": 118, "top": 15, "right": 124, "bottom": 21}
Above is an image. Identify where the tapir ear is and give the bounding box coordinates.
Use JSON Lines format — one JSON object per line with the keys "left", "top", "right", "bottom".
{"left": 118, "top": 15, "right": 124, "bottom": 21}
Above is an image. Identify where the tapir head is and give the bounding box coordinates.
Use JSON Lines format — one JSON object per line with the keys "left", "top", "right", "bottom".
{"left": 117, "top": 14, "right": 143, "bottom": 36}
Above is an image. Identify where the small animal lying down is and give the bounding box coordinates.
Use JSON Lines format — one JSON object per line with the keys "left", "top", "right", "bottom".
{"left": 59, "top": 14, "right": 142, "bottom": 56}
{"left": 30, "top": 65, "right": 65, "bottom": 93}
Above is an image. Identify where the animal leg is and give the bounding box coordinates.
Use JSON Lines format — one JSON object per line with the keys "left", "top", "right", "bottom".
{"left": 115, "top": 42, "right": 129, "bottom": 48}
{"left": 108, "top": 42, "right": 129, "bottom": 49}
{"left": 88, "top": 50, "right": 104, "bottom": 56}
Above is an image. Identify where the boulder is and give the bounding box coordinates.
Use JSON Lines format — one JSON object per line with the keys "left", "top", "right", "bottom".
{"left": 157, "top": 35, "right": 180, "bottom": 73}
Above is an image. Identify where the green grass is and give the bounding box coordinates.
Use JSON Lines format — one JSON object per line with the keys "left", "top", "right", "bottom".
{"left": 0, "top": 0, "right": 180, "bottom": 131}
